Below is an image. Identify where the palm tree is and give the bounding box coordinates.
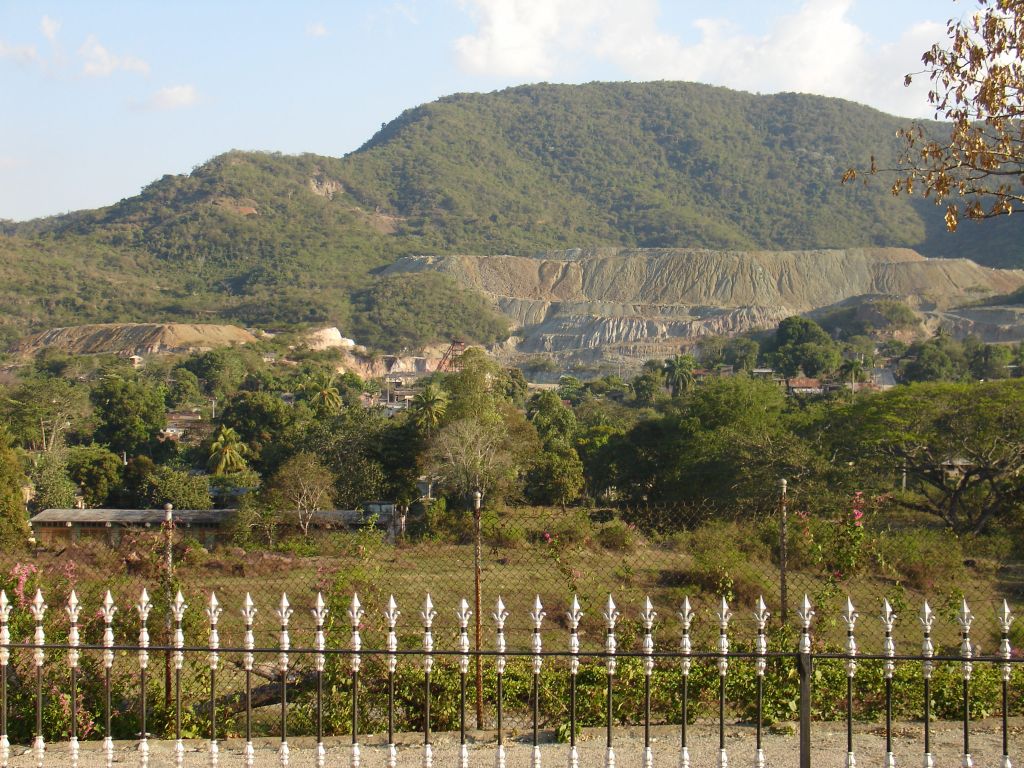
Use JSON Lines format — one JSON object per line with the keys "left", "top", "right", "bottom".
{"left": 663, "top": 354, "right": 696, "bottom": 398}
{"left": 302, "top": 373, "right": 343, "bottom": 413}
{"left": 839, "top": 357, "right": 866, "bottom": 395}
{"left": 207, "top": 425, "right": 249, "bottom": 475}
{"left": 411, "top": 382, "right": 449, "bottom": 436}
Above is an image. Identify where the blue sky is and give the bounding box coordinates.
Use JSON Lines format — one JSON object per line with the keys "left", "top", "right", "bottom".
{"left": 0, "top": 0, "right": 967, "bottom": 221}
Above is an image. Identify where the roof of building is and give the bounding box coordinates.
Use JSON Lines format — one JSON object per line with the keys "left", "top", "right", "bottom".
{"left": 31, "top": 509, "right": 231, "bottom": 526}
{"left": 787, "top": 377, "right": 822, "bottom": 389}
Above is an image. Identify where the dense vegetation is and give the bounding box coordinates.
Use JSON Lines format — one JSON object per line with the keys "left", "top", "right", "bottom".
{"left": 3, "top": 82, "right": 1024, "bottom": 350}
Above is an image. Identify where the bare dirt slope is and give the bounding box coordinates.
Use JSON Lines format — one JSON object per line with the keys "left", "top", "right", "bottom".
{"left": 11, "top": 323, "right": 257, "bottom": 357}
{"left": 388, "top": 248, "right": 1024, "bottom": 362}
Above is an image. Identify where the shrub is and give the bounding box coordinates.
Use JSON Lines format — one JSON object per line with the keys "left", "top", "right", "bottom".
{"left": 595, "top": 519, "right": 635, "bottom": 551}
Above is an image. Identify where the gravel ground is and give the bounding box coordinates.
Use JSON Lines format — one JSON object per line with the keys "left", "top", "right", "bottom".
{"left": 7, "top": 720, "right": 1022, "bottom": 767}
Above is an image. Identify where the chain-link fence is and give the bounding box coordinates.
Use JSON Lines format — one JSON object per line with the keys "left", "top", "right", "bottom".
{"left": 1, "top": 500, "right": 1022, "bottom": 747}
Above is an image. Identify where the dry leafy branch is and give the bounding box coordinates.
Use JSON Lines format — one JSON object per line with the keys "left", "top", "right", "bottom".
{"left": 844, "top": 0, "right": 1024, "bottom": 230}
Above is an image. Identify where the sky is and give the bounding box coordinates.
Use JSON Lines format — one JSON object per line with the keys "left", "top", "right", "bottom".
{"left": 0, "top": 0, "right": 970, "bottom": 221}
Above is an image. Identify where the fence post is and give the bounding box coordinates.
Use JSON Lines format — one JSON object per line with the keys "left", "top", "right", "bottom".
{"left": 797, "top": 595, "right": 814, "bottom": 768}
{"left": 778, "top": 479, "right": 788, "bottom": 625}
{"left": 473, "top": 489, "right": 484, "bottom": 729}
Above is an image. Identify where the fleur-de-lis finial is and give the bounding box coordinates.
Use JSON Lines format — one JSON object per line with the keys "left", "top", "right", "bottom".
{"left": 349, "top": 593, "right": 363, "bottom": 627}
{"left": 754, "top": 596, "right": 770, "bottom": 629}
{"left": 102, "top": 590, "right": 116, "bottom": 621}
{"left": 881, "top": 598, "right": 896, "bottom": 631}
{"left": 30, "top": 589, "right": 46, "bottom": 621}
{"left": 493, "top": 595, "right": 509, "bottom": 628}
{"left": 603, "top": 594, "right": 620, "bottom": 628}
{"left": 920, "top": 600, "right": 935, "bottom": 631}
{"left": 207, "top": 592, "right": 222, "bottom": 624}
{"left": 797, "top": 594, "right": 814, "bottom": 628}
{"left": 641, "top": 596, "right": 657, "bottom": 630}
{"left": 958, "top": 598, "right": 974, "bottom": 634}
{"left": 716, "top": 595, "right": 732, "bottom": 629}
{"left": 998, "top": 599, "right": 1015, "bottom": 634}
{"left": 137, "top": 588, "right": 152, "bottom": 621}
{"left": 278, "top": 593, "right": 292, "bottom": 625}
{"left": 172, "top": 591, "right": 187, "bottom": 622}
{"left": 312, "top": 592, "right": 328, "bottom": 626}
{"left": 421, "top": 594, "right": 436, "bottom": 627}
{"left": 530, "top": 595, "right": 545, "bottom": 629}
{"left": 67, "top": 590, "right": 81, "bottom": 624}
{"left": 386, "top": 595, "right": 401, "bottom": 628}
{"left": 842, "top": 597, "right": 858, "bottom": 631}
{"left": 679, "top": 596, "right": 694, "bottom": 630}
{"left": 455, "top": 598, "right": 471, "bottom": 628}
{"left": 241, "top": 592, "right": 256, "bottom": 624}
{"left": 568, "top": 595, "right": 583, "bottom": 630}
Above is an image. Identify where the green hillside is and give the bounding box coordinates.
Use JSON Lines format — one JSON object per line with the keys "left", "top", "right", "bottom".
{"left": 2, "top": 81, "right": 1022, "bottom": 350}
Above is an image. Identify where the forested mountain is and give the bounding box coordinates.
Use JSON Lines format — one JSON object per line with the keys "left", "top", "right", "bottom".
{"left": 3, "top": 81, "right": 1022, "bottom": 350}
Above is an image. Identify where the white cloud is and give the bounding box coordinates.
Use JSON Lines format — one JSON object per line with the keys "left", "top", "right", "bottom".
{"left": 79, "top": 35, "right": 149, "bottom": 77}
{"left": 0, "top": 41, "right": 39, "bottom": 65}
{"left": 146, "top": 84, "right": 199, "bottom": 110}
{"left": 455, "top": 0, "right": 946, "bottom": 118}
{"left": 40, "top": 16, "right": 60, "bottom": 44}
{"left": 307, "top": 21, "right": 328, "bottom": 38}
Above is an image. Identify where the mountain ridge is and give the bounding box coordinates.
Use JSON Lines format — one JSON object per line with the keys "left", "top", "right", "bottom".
{"left": 3, "top": 81, "right": 1024, "bottom": 352}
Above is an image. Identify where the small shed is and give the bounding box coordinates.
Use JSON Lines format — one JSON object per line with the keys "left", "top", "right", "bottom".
{"left": 30, "top": 508, "right": 232, "bottom": 548}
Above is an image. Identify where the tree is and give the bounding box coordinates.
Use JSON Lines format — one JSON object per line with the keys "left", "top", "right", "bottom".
{"left": 525, "top": 447, "right": 585, "bottom": 508}
{"left": 724, "top": 337, "right": 760, "bottom": 372}
{"left": 265, "top": 452, "right": 335, "bottom": 537}
{"left": 142, "top": 466, "right": 213, "bottom": 510}
{"left": 630, "top": 372, "right": 663, "bottom": 406}
{"left": 66, "top": 446, "right": 123, "bottom": 507}
{"left": 845, "top": 0, "right": 1024, "bottom": 230}
{"left": 426, "top": 418, "right": 518, "bottom": 502}
{"left": 167, "top": 368, "right": 201, "bottom": 409}
{"left": 30, "top": 450, "right": 78, "bottom": 510}
{"left": 847, "top": 380, "right": 1024, "bottom": 534}
{"left": 91, "top": 376, "right": 167, "bottom": 456}
{"left": 410, "top": 382, "right": 449, "bottom": 436}
{"left": 0, "top": 428, "right": 30, "bottom": 547}
{"left": 527, "top": 390, "right": 577, "bottom": 449}
{"left": 300, "top": 373, "right": 343, "bottom": 414}
{"left": 218, "top": 391, "right": 293, "bottom": 471}
{"left": 772, "top": 317, "right": 840, "bottom": 378}
{"left": 206, "top": 425, "right": 250, "bottom": 475}
{"left": 663, "top": 354, "right": 697, "bottom": 398}
{"left": 2, "top": 376, "right": 92, "bottom": 451}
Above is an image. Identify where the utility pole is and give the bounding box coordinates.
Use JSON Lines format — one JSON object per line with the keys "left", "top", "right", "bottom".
{"left": 473, "top": 489, "right": 484, "bottom": 729}
{"left": 163, "top": 503, "right": 174, "bottom": 709}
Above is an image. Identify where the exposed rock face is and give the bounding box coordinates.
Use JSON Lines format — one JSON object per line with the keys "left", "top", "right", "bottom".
{"left": 11, "top": 323, "right": 257, "bottom": 357}
{"left": 388, "top": 248, "right": 1024, "bottom": 362}
{"left": 304, "top": 327, "right": 357, "bottom": 351}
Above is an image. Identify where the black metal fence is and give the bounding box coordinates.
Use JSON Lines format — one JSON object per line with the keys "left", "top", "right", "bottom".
{"left": 0, "top": 587, "right": 1021, "bottom": 768}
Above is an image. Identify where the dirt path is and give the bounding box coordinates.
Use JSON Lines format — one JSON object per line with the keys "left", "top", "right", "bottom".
{"left": 8, "top": 719, "right": 1022, "bottom": 767}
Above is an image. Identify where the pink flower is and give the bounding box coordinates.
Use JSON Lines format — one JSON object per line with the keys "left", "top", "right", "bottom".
{"left": 10, "top": 563, "right": 37, "bottom": 607}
